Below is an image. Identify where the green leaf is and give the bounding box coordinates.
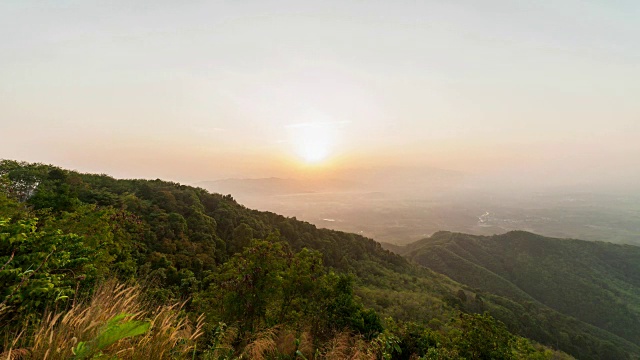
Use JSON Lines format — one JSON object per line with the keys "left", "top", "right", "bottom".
{"left": 73, "top": 313, "right": 150, "bottom": 359}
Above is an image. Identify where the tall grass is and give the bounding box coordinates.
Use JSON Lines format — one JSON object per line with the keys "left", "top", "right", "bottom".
{"left": 2, "top": 281, "right": 203, "bottom": 360}
{"left": 240, "top": 326, "right": 278, "bottom": 360}
{"left": 200, "top": 325, "right": 379, "bottom": 360}
{"left": 318, "top": 332, "right": 375, "bottom": 360}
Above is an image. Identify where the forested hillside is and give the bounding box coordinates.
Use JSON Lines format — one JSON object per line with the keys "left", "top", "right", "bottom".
{"left": 393, "top": 231, "right": 640, "bottom": 358}
{"left": 0, "top": 160, "right": 621, "bottom": 359}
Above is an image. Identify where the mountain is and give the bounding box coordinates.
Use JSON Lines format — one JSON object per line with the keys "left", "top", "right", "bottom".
{"left": 391, "top": 231, "right": 640, "bottom": 358}
{"left": 196, "top": 177, "right": 359, "bottom": 196}
{"left": 2, "top": 160, "right": 636, "bottom": 358}
{"left": 196, "top": 166, "right": 464, "bottom": 198}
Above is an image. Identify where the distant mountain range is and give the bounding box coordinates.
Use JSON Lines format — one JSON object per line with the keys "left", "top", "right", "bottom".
{"left": 195, "top": 166, "right": 466, "bottom": 197}
{"left": 196, "top": 177, "right": 358, "bottom": 196}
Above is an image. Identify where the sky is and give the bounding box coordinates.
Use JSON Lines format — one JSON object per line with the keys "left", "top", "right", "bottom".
{"left": 1, "top": 0, "right": 639, "bottom": 189}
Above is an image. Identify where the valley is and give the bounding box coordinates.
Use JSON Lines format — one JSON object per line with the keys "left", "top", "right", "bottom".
{"left": 199, "top": 179, "right": 640, "bottom": 247}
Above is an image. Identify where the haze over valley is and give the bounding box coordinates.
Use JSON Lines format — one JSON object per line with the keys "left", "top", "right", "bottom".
{"left": 198, "top": 168, "right": 640, "bottom": 246}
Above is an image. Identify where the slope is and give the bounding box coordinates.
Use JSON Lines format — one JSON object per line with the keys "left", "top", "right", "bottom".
{"left": 396, "top": 230, "right": 640, "bottom": 358}
{"left": 0, "top": 160, "right": 622, "bottom": 358}
{"left": 1, "top": 160, "right": 554, "bottom": 359}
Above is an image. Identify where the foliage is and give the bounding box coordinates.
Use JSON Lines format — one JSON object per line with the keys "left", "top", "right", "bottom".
{"left": 6, "top": 281, "right": 203, "bottom": 360}
{"left": 400, "top": 230, "right": 640, "bottom": 359}
{"left": 0, "top": 214, "right": 95, "bottom": 326}
{"left": 72, "top": 313, "right": 151, "bottom": 360}
{"left": 0, "top": 160, "right": 581, "bottom": 359}
{"left": 199, "top": 237, "right": 382, "bottom": 342}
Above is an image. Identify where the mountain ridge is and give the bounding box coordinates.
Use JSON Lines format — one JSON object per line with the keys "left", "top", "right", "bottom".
{"left": 390, "top": 230, "right": 640, "bottom": 353}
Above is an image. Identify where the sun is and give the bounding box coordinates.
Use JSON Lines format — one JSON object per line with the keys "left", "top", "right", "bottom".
{"left": 288, "top": 121, "right": 335, "bottom": 165}
{"left": 298, "top": 133, "right": 330, "bottom": 164}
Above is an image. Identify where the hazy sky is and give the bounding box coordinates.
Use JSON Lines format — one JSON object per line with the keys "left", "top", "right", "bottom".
{"left": 1, "top": 1, "right": 639, "bottom": 188}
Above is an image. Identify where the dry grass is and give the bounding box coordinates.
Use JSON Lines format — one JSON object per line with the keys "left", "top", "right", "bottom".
{"left": 0, "top": 348, "right": 30, "bottom": 360}
{"left": 234, "top": 328, "right": 380, "bottom": 360}
{"left": 273, "top": 328, "right": 312, "bottom": 358}
{"left": 197, "top": 324, "right": 386, "bottom": 360}
{"left": 318, "top": 332, "right": 375, "bottom": 360}
{"left": 5, "top": 280, "right": 203, "bottom": 360}
{"left": 296, "top": 331, "right": 313, "bottom": 358}
{"left": 274, "top": 329, "right": 297, "bottom": 355}
{"left": 241, "top": 326, "right": 278, "bottom": 360}
{"left": 203, "top": 326, "right": 315, "bottom": 360}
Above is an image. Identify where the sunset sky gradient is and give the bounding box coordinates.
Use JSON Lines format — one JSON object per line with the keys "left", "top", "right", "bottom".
{"left": 1, "top": 1, "right": 639, "bottom": 189}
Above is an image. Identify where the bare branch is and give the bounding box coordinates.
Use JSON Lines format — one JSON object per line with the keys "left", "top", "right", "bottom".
{"left": 0, "top": 251, "right": 15, "bottom": 272}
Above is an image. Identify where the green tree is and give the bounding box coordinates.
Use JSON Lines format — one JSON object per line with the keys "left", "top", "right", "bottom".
{"left": 0, "top": 160, "right": 49, "bottom": 202}
{"left": 317, "top": 273, "right": 383, "bottom": 339}
{"left": 212, "top": 238, "right": 288, "bottom": 334}
{"left": 0, "top": 214, "right": 95, "bottom": 325}
{"left": 448, "top": 313, "right": 515, "bottom": 360}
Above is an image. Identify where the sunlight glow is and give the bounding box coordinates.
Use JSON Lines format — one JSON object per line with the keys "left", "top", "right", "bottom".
{"left": 287, "top": 121, "right": 337, "bottom": 165}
